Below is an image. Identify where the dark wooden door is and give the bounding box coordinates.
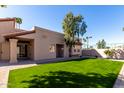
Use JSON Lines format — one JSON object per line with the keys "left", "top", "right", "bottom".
{"left": 56, "top": 44, "right": 64, "bottom": 58}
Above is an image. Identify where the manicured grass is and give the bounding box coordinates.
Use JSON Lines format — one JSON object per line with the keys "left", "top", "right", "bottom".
{"left": 8, "top": 58, "right": 123, "bottom": 88}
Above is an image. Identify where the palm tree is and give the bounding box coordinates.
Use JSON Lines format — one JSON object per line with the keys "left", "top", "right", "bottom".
{"left": 0, "top": 5, "right": 7, "bottom": 8}
{"left": 15, "top": 17, "right": 22, "bottom": 29}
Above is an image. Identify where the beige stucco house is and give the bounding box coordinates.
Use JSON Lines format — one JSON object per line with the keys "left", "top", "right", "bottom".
{"left": 0, "top": 18, "right": 82, "bottom": 63}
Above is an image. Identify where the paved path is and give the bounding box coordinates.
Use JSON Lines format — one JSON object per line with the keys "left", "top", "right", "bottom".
{"left": 0, "top": 62, "right": 37, "bottom": 88}
{"left": 113, "top": 64, "right": 124, "bottom": 88}
{"left": 111, "top": 59, "right": 124, "bottom": 62}
{"left": 110, "top": 59, "right": 124, "bottom": 88}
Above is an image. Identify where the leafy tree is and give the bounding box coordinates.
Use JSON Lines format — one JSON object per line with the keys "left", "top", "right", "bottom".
{"left": 75, "top": 15, "right": 87, "bottom": 41}
{"left": 96, "top": 39, "right": 106, "bottom": 49}
{"left": 0, "top": 5, "right": 7, "bottom": 8}
{"left": 62, "top": 12, "right": 87, "bottom": 57}
{"left": 82, "top": 36, "right": 92, "bottom": 49}
{"left": 62, "top": 12, "right": 75, "bottom": 57}
{"left": 97, "top": 40, "right": 102, "bottom": 49}
{"left": 101, "top": 39, "right": 106, "bottom": 49}
{"left": 15, "top": 17, "right": 22, "bottom": 29}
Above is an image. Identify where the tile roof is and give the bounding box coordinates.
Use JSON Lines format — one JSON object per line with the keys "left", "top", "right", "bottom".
{"left": 0, "top": 18, "right": 16, "bottom": 22}
{"left": 2, "top": 30, "right": 35, "bottom": 38}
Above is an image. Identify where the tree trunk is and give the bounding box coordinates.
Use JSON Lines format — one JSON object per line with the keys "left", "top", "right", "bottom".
{"left": 78, "top": 33, "right": 80, "bottom": 42}
{"left": 69, "top": 46, "right": 72, "bottom": 57}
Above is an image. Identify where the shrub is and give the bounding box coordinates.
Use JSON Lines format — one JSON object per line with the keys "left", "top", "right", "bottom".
{"left": 104, "top": 49, "right": 115, "bottom": 58}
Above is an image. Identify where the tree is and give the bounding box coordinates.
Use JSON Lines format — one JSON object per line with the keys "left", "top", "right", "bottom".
{"left": 62, "top": 12, "right": 75, "bottom": 57}
{"left": 82, "top": 36, "right": 92, "bottom": 49}
{"left": 0, "top": 5, "right": 7, "bottom": 8}
{"left": 97, "top": 40, "right": 101, "bottom": 49}
{"left": 96, "top": 39, "right": 106, "bottom": 49}
{"left": 62, "top": 12, "right": 87, "bottom": 57}
{"left": 75, "top": 16, "right": 87, "bottom": 41}
{"left": 15, "top": 17, "right": 22, "bottom": 29}
{"left": 101, "top": 39, "right": 106, "bottom": 49}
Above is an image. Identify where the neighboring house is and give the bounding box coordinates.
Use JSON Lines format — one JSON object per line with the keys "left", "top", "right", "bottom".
{"left": 0, "top": 18, "right": 82, "bottom": 63}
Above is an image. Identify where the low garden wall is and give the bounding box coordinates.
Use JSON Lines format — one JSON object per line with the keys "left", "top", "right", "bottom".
{"left": 82, "top": 49, "right": 124, "bottom": 59}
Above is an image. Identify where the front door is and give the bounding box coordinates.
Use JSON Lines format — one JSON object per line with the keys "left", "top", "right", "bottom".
{"left": 56, "top": 44, "right": 64, "bottom": 58}
{"left": 17, "top": 44, "right": 28, "bottom": 59}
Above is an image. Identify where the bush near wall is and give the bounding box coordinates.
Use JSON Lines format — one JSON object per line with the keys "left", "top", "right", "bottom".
{"left": 104, "top": 49, "right": 115, "bottom": 58}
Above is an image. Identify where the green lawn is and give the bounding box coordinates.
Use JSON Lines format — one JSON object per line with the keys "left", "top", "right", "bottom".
{"left": 8, "top": 58, "right": 123, "bottom": 88}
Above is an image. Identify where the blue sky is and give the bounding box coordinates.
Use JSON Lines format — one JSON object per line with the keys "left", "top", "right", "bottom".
{"left": 0, "top": 5, "right": 124, "bottom": 45}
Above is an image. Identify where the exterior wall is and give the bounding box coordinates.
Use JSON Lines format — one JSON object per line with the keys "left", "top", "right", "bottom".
{"left": 72, "top": 45, "right": 82, "bottom": 56}
{"left": 18, "top": 26, "right": 69, "bottom": 60}
{"left": 0, "top": 43, "right": 2, "bottom": 59}
{"left": 84, "top": 49, "right": 124, "bottom": 59}
{"left": 34, "top": 27, "right": 69, "bottom": 60}
{"left": 111, "top": 49, "right": 124, "bottom": 59}
{"left": 28, "top": 40, "right": 34, "bottom": 60}
{"left": 64, "top": 44, "right": 69, "bottom": 58}
{"left": 1, "top": 41, "right": 10, "bottom": 60}
{"left": 0, "top": 19, "right": 81, "bottom": 62}
{"left": 17, "top": 32, "right": 35, "bottom": 60}
{"left": 0, "top": 21, "right": 15, "bottom": 34}
{"left": 82, "top": 49, "right": 108, "bottom": 58}
{"left": 0, "top": 25, "right": 81, "bottom": 61}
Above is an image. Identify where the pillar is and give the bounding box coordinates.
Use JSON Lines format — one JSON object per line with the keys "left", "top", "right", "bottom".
{"left": 9, "top": 39, "right": 18, "bottom": 63}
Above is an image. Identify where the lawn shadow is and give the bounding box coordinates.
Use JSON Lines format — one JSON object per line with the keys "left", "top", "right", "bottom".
{"left": 22, "top": 71, "right": 117, "bottom": 88}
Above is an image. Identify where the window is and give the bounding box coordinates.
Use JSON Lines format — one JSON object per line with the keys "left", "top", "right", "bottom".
{"left": 49, "top": 44, "right": 55, "bottom": 52}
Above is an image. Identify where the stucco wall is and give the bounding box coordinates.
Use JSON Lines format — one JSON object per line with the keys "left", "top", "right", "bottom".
{"left": 72, "top": 45, "right": 82, "bottom": 56}
{"left": 17, "top": 33, "right": 35, "bottom": 60}
{"left": 17, "top": 27, "right": 82, "bottom": 60}
{"left": 28, "top": 40, "right": 34, "bottom": 60}
{"left": 0, "top": 21, "right": 15, "bottom": 34}
{"left": 34, "top": 27, "right": 69, "bottom": 60}
{"left": 18, "top": 26, "right": 69, "bottom": 60}
{"left": 1, "top": 41, "right": 10, "bottom": 60}
{"left": 82, "top": 49, "right": 124, "bottom": 59}
{"left": 0, "top": 43, "right": 2, "bottom": 59}
{"left": 111, "top": 49, "right": 124, "bottom": 59}
{"left": 82, "top": 49, "right": 107, "bottom": 58}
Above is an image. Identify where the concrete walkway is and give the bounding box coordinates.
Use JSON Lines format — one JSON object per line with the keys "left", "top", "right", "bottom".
{"left": 113, "top": 64, "right": 124, "bottom": 88}
{"left": 111, "top": 59, "right": 124, "bottom": 62}
{"left": 0, "top": 61, "right": 37, "bottom": 88}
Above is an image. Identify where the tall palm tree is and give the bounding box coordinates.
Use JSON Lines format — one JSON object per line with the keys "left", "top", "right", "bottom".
{"left": 15, "top": 17, "right": 22, "bottom": 29}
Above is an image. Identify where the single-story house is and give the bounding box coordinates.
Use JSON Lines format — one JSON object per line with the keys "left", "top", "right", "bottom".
{"left": 0, "top": 18, "right": 82, "bottom": 63}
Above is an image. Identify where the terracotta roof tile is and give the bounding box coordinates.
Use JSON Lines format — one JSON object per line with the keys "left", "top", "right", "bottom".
{"left": 0, "top": 18, "right": 16, "bottom": 22}
{"left": 2, "top": 30, "right": 35, "bottom": 38}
